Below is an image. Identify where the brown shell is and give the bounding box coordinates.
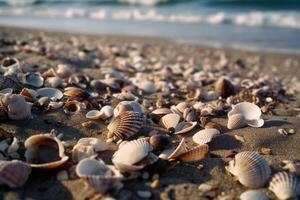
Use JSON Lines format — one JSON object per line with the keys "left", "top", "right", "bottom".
{"left": 63, "top": 87, "right": 89, "bottom": 101}
{"left": 214, "top": 77, "right": 235, "bottom": 98}
{"left": 107, "top": 111, "right": 146, "bottom": 141}
{"left": 175, "top": 144, "right": 209, "bottom": 162}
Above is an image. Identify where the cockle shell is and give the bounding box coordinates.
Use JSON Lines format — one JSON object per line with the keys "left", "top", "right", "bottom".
{"left": 64, "top": 87, "right": 89, "bottom": 101}
{"left": 174, "top": 121, "right": 197, "bottom": 134}
{"left": 192, "top": 128, "right": 220, "bottom": 145}
{"left": 174, "top": 144, "right": 209, "bottom": 162}
{"left": 240, "top": 190, "right": 269, "bottom": 200}
{"left": 269, "top": 172, "right": 300, "bottom": 200}
{"left": 107, "top": 111, "right": 146, "bottom": 141}
{"left": 86, "top": 106, "right": 113, "bottom": 120}
{"left": 24, "top": 134, "right": 69, "bottom": 169}
{"left": 112, "top": 138, "right": 153, "bottom": 172}
{"left": 0, "top": 160, "right": 31, "bottom": 188}
{"left": 159, "top": 113, "right": 180, "bottom": 131}
{"left": 76, "top": 158, "right": 123, "bottom": 193}
{"left": 72, "top": 138, "right": 108, "bottom": 163}
{"left": 214, "top": 77, "right": 235, "bottom": 98}
{"left": 36, "top": 87, "right": 63, "bottom": 100}
{"left": 3, "top": 94, "right": 32, "bottom": 120}
{"left": 20, "top": 73, "right": 44, "bottom": 88}
{"left": 113, "top": 101, "right": 143, "bottom": 117}
{"left": 227, "top": 113, "right": 247, "bottom": 130}
{"left": 228, "top": 102, "right": 264, "bottom": 128}
{"left": 226, "top": 151, "right": 271, "bottom": 188}
{"left": 64, "top": 100, "right": 85, "bottom": 115}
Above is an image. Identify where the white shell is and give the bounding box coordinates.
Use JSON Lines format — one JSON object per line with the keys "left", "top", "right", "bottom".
{"left": 228, "top": 102, "right": 264, "bottom": 128}
{"left": 174, "top": 121, "right": 197, "bottom": 134}
{"left": 227, "top": 113, "right": 247, "bottom": 130}
{"left": 4, "top": 94, "right": 32, "bottom": 120}
{"left": 36, "top": 87, "right": 63, "bottom": 100}
{"left": 240, "top": 190, "right": 269, "bottom": 200}
{"left": 46, "top": 77, "right": 64, "bottom": 88}
{"left": 86, "top": 110, "right": 102, "bottom": 120}
{"left": 113, "top": 101, "right": 143, "bottom": 117}
{"left": 22, "top": 73, "right": 44, "bottom": 87}
{"left": 86, "top": 106, "right": 114, "bottom": 120}
{"left": 151, "top": 108, "right": 172, "bottom": 116}
{"left": 159, "top": 138, "right": 188, "bottom": 160}
{"left": 226, "top": 151, "right": 271, "bottom": 188}
{"left": 192, "top": 128, "right": 220, "bottom": 145}
{"left": 136, "top": 80, "right": 156, "bottom": 93}
{"left": 269, "top": 172, "right": 300, "bottom": 200}
{"left": 159, "top": 113, "right": 180, "bottom": 131}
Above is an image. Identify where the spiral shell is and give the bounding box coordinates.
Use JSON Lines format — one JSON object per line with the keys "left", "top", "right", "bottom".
{"left": 0, "top": 160, "right": 31, "bottom": 188}
{"left": 107, "top": 111, "right": 146, "bottom": 141}
{"left": 192, "top": 128, "right": 220, "bottom": 145}
{"left": 269, "top": 172, "right": 300, "bottom": 200}
{"left": 240, "top": 190, "right": 269, "bottom": 200}
{"left": 226, "top": 151, "right": 271, "bottom": 188}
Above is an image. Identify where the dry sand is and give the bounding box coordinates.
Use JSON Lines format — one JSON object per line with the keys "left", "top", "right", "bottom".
{"left": 0, "top": 26, "right": 299, "bottom": 200}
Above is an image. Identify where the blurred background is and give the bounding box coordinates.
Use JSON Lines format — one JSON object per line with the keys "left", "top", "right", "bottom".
{"left": 0, "top": 0, "right": 300, "bottom": 53}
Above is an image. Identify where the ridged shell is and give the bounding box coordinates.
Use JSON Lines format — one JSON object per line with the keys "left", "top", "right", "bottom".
{"left": 107, "top": 111, "right": 145, "bottom": 141}
{"left": 24, "top": 134, "right": 69, "bottom": 169}
{"left": 0, "top": 160, "right": 31, "bottom": 188}
{"left": 214, "top": 77, "right": 235, "bottom": 98}
{"left": 240, "top": 190, "right": 269, "bottom": 200}
{"left": 161, "top": 138, "right": 188, "bottom": 160}
{"left": 226, "top": 151, "right": 271, "bottom": 188}
{"left": 76, "top": 158, "right": 123, "bottom": 193}
{"left": 227, "top": 113, "right": 247, "bottom": 130}
{"left": 175, "top": 144, "right": 209, "bottom": 162}
{"left": 174, "top": 121, "right": 197, "bottom": 135}
{"left": 269, "top": 172, "right": 300, "bottom": 200}
{"left": 159, "top": 113, "right": 180, "bottom": 131}
{"left": 64, "top": 87, "right": 89, "bottom": 101}
{"left": 192, "top": 129, "right": 220, "bottom": 145}
{"left": 37, "top": 87, "right": 63, "bottom": 100}
{"left": 114, "top": 101, "right": 143, "bottom": 117}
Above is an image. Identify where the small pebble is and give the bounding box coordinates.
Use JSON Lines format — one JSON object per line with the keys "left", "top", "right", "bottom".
{"left": 136, "top": 190, "right": 152, "bottom": 199}
{"left": 288, "top": 128, "right": 296, "bottom": 134}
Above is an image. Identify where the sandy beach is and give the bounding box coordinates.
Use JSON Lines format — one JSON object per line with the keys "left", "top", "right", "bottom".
{"left": 0, "top": 26, "right": 300, "bottom": 200}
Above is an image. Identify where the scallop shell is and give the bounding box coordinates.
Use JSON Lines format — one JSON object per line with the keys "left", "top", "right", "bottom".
{"left": 36, "top": 87, "right": 63, "bottom": 100}
{"left": 192, "top": 128, "right": 220, "bottom": 145}
{"left": 269, "top": 172, "right": 300, "bottom": 200}
{"left": 149, "top": 134, "right": 171, "bottom": 151}
{"left": 21, "top": 73, "right": 44, "bottom": 88}
{"left": 64, "top": 100, "right": 85, "bottom": 115}
{"left": 227, "top": 113, "right": 247, "bottom": 130}
{"left": 214, "top": 77, "right": 235, "bottom": 98}
{"left": 240, "top": 190, "right": 269, "bottom": 200}
{"left": 175, "top": 144, "right": 209, "bottom": 162}
{"left": 64, "top": 87, "right": 89, "bottom": 101}
{"left": 107, "top": 111, "right": 146, "bottom": 141}
{"left": 76, "top": 158, "right": 123, "bottom": 193}
{"left": 24, "top": 134, "right": 69, "bottom": 169}
{"left": 228, "top": 102, "right": 264, "bottom": 128}
{"left": 159, "top": 113, "right": 180, "bottom": 131}
{"left": 226, "top": 151, "right": 271, "bottom": 188}
{"left": 0, "top": 160, "right": 31, "bottom": 188}
{"left": 174, "top": 121, "right": 197, "bottom": 135}
{"left": 4, "top": 94, "right": 32, "bottom": 120}
{"left": 113, "top": 101, "right": 143, "bottom": 117}
{"left": 112, "top": 138, "right": 153, "bottom": 172}
{"left": 161, "top": 138, "right": 188, "bottom": 160}
{"left": 72, "top": 138, "right": 108, "bottom": 163}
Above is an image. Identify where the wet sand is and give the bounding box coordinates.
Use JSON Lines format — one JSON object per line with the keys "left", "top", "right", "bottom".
{"left": 0, "top": 26, "right": 299, "bottom": 200}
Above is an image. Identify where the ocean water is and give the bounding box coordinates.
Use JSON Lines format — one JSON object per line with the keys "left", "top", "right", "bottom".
{"left": 0, "top": 0, "right": 300, "bottom": 53}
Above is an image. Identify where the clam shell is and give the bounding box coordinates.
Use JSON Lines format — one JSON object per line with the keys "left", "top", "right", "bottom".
{"left": 5, "top": 94, "right": 32, "bottom": 120}
{"left": 107, "top": 111, "right": 146, "bottom": 141}
{"left": 136, "top": 80, "right": 156, "bottom": 93}
{"left": 269, "top": 172, "right": 300, "bottom": 200}
{"left": 226, "top": 151, "right": 271, "bottom": 188}
{"left": 228, "top": 102, "right": 264, "bottom": 128}
{"left": 159, "top": 113, "right": 180, "bottom": 131}
{"left": 214, "top": 77, "right": 235, "bottom": 98}
{"left": 149, "top": 134, "right": 171, "bottom": 151}
{"left": 151, "top": 108, "right": 172, "bottom": 116}
{"left": 174, "top": 121, "right": 197, "bottom": 135}
{"left": 166, "top": 138, "right": 188, "bottom": 160}
{"left": 64, "top": 87, "right": 89, "bottom": 101}
{"left": 175, "top": 144, "right": 209, "bottom": 162}
{"left": 192, "top": 128, "right": 220, "bottom": 145}
{"left": 170, "top": 105, "right": 183, "bottom": 118}
{"left": 227, "top": 113, "right": 247, "bottom": 130}
{"left": 86, "top": 110, "right": 102, "bottom": 120}
{"left": 240, "top": 190, "right": 269, "bottom": 200}
{"left": 0, "top": 160, "right": 31, "bottom": 188}
{"left": 176, "top": 102, "right": 189, "bottom": 113}
{"left": 37, "top": 87, "right": 63, "bottom": 100}
{"left": 24, "top": 134, "right": 69, "bottom": 169}
{"left": 21, "top": 73, "right": 44, "bottom": 88}
{"left": 113, "top": 101, "right": 143, "bottom": 117}
{"left": 0, "top": 88, "right": 13, "bottom": 94}
{"left": 64, "top": 100, "right": 85, "bottom": 115}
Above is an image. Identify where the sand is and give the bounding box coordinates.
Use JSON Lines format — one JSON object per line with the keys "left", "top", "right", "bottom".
{"left": 0, "top": 26, "right": 299, "bottom": 200}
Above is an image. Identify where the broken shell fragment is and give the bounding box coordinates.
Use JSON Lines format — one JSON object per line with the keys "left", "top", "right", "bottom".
{"left": 226, "top": 151, "right": 271, "bottom": 188}
{"left": 159, "top": 113, "right": 180, "bottom": 132}
{"left": 24, "top": 134, "right": 69, "bottom": 169}
{"left": 240, "top": 190, "right": 269, "bottom": 200}
{"left": 113, "top": 101, "right": 143, "bottom": 117}
{"left": 36, "top": 87, "right": 63, "bottom": 100}
{"left": 192, "top": 128, "right": 220, "bottom": 145}
{"left": 174, "top": 121, "right": 197, "bottom": 134}
{"left": 0, "top": 160, "right": 31, "bottom": 188}
{"left": 269, "top": 171, "right": 300, "bottom": 200}
{"left": 86, "top": 106, "right": 113, "bottom": 120}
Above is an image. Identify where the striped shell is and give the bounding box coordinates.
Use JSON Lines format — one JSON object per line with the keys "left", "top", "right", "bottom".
{"left": 174, "top": 121, "right": 197, "bottom": 135}
{"left": 64, "top": 87, "right": 89, "bottom": 101}
{"left": 0, "top": 160, "right": 31, "bottom": 188}
{"left": 107, "top": 111, "right": 146, "bottom": 141}
{"left": 240, "top": 190, "right": 269, "bottom": 200}
{"left": 226, "top": 151, "right": 271, "bottom": 188}
{"left": 227, "top": 113, "right": 247, "bottom": 130}
{"left": 159, "top": 113, "right": 180, "bottom": 131}
{"left": 269, "top": 172, "right": 300, "bottom": 200}
{"left": 175, "top": 144, "right": 209, "bottom": 162}
{"left": 192, "top": 129, "right": 220, "bottom": 145}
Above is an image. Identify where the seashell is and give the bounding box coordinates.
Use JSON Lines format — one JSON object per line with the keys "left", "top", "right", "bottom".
{"left": 228, "top": 102, "right": 264, "bottom": 128}
{"left": 269, "top": 172, "right": 300, "bottom": 200}
{"left": 72, "top": 138, "right": 108, "bottom": 163}
{"left": 48, "top": 101, "right": 64, "bottom": 110}
{"left": 20, "top": 73, "right": 44, "bottom": 88}
{"left": 176, "top": 102, "right": 190, "bottom": 113}
{"left": 149, "top": 134, "right": 171, "bottom": 151}
{"left": 19, "top": 88, "right": 37, "bottom": 102}
{"left": 174, "top": 121, "right": 197, "bottom": 135}
{"left": 0, "top": 160, "right": 31, "bottom": 188}
{"left": 175, "top": 144, "right": 209, "bottom": 162}
{"left": 113, "top": 101, "right": 143, "bottom": 117}
{"left": 24, "top": 134, "right": 69, "bottom": 169}
{"left": 0, "top": 88, "right": 13, "bottom": 94}
{"left": 170, "top": 105, "right": 183, "bottom": 118}
{"left": 164, "top": 138, "right": 188, "bottom": 160}
{"left": 202, "top": 120, "right": 223, "bottom": 132}
{"left": 151, "top": 108, "right": 172, "bottom": 117}
{"left": 240, "top": 190, "right": 269, "bottom": 200}
{"left": 136, "top": 80, "right": 156, "bottom": 93}
{"left": 183, "top": 107, "right": 197, "bottom": 122}
{"left": 46, "top": 77, "right": 64, "bottom": 88}
{"left": 0, "top": 75, "right": 22, "bottom": 91}
{"left": 64, "top": 100, "right": 85, "bottom": 115}
{"left": 1, "top": 57, "right": 20, "bottom": 75}
{"left": 4, "top": 94, "right": 32, "bottom": 120}
{"left": 64, "top": 87, "right": 89, "bottom": 101}
{"left": 227, "top": 113, "right": 247, "bottom": 130}
{"left": 192, "top": 128, "right": 220, "bottom": 145}
{"left": 86, "top": 106, "right": 113, "bottom": 120}
{"left": 56, "top": 64, "right": 74, "bottom": 78}
{"left": 76, "top": 158, "right": 123, "bottom": 193}
{"left": 214, "top": 77, "right": 235, "bottom": 98}
{"left": 112, "top": 138, "right": 153, "bottom": 172}
{"left": 159, "top": 113, "right": 180, "bottom": 132}
{"left": 107, "top": 111, "right": 146, "bottom": 141}
{"left": 226, "top": 151, "right": 271, "bottom": 188}
{"left": 36, "top": 87, "right": 63, "bottom": 100}
{"left": 203, "top": 91, "right": 220, "bottom": 101}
